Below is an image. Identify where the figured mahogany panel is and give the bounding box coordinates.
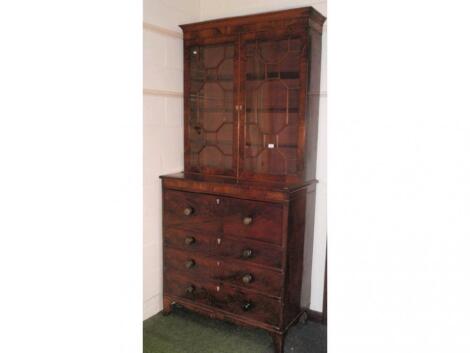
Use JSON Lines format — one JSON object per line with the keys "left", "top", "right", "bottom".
{"left": 164, "top": 244, "right": 282, "bottom": 297}
{"left": 215, "top": 260, "right": 282, "bottom": 297}
{"left": 161, "top": 172, "right": 316, "bottom": 202}
{"left": 216, "top": 235, "right": 283, "bottom": 269}
{"left": 223, "top": 198, "right": 283, "bottom": 245}
{"left": 163, "top": 189, "right": 222, "bottom": 232}
{"left": 164, "top": 270, "right": 281, "bottom": 326}
{"left": 164, "top": 247, "right": 217, "bottom": 279}
{"left": 163, "top": 227, "right": 214, "bottom": 255}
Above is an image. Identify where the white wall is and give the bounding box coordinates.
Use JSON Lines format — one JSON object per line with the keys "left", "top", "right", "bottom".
{"left": 143, "top": 0, "right": 326, "bottom": 319}
{"left": 143, "top": 0, "right": 200, "bottom": 320}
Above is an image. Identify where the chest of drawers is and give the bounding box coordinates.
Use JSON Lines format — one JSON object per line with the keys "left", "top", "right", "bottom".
{"left": 160, "top": 174, "right": 316, "bottom": 353}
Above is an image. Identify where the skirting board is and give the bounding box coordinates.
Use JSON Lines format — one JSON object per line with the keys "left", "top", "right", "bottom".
{"left": 304, "top": 308, "right": 326, "bottom": 324}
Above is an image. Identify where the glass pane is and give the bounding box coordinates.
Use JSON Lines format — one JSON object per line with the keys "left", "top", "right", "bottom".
{"left": 244, "top": 37, "right": 302, "bottom": 176}
{"left": 189, "top": 43, "right": 234, "bottom": 173}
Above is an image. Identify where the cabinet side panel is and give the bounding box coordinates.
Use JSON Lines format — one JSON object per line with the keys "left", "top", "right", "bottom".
{"left": 162, "top": 187, "right": 169, "bottom": 299}
{"left": 183, "top": 45, "right": 191, "bottom": 172}
{"left": 300, "top": 189, "right": 316, "bottom": 308}
{"left": 305, "top": 30, "right": 323, "bottom": 180}
{"left": 282, "top": 190, "right": 307, "bottom": 329}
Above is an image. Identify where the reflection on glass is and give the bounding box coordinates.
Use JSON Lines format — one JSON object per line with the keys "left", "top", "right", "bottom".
{"left": 189, "top": 43, "right": 234, "bottom": 174}
{"left": 244, "top": 38, "right": 302, "bottom": 176}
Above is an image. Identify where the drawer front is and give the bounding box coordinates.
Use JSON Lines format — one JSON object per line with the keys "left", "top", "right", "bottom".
{"left": 164, "top": 270, "right": 281, "bottom": 326}
{"left": 164, "top": 247, "right": 217, "bottom": 279}
{"left": 214, "top": 261, "right": 282, "bottom": 297}
{"left": 163, "top": 227, "right": 213, "bottom": 254}
{"left": 216, "top": 236, "right": 283, "bottom": 269}
{"left": 163, "top": 190, "right": 222, "bottom": 232}
{"left": 223, "top": 198, "right": 283, "bottom": 245}
{"left": 164, "top": 244, "right": 282, "bottom": 297}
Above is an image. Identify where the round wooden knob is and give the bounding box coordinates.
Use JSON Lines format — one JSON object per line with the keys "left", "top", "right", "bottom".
{"left": 185, "top": 259, "right": 196, "bottom": 269}
{"left": 243, "top": 216, "right": 253, "bottom": 225}
{"left": 242, "top": 274, "right": 253, "bottom": 284}
{"left": 242, "top": 249, "right": 253, "bottom": 258}
{"left": 241, "top": 301, "right": 253, "bottom": 311}
{"left": 184, "top": 207, "right": 194, "bottom": 216}
{"left": 185, "top": 236, "right": 196, "bottom": 245}
{"left": 186, "top": 285, "right": 195, "bottom": 294}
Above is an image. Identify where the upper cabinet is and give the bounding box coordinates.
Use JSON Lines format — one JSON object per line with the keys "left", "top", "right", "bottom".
{"left": 181, "top": 7, "right": 325, "bottom": 183}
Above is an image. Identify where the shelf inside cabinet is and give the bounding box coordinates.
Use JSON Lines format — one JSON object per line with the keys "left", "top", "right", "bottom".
{"left": 188, "top": 107, "right": 299, "bottom": 113}
{"left": 246, "top": 71, "right": 300, "bottom": 81}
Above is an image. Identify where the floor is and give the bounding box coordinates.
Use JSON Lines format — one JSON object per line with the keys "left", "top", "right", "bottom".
{"left": 143, "top": 306, "right": 327, "bottom": 353}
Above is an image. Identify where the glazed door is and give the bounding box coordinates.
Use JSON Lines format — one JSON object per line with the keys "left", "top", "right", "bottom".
{"left": 186, "top": 40, "right": 238, "bottom": 176}
{"left": 239, "top": 33, "right": 308, "bottom": 182}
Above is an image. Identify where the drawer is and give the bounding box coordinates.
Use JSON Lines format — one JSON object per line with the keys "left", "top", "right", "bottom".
{"left": 163, "top": 190, "right": 222, "bottom": 232}
{"left": 164, "top": 247, "right": 216, "bottom": 279}
{"left": 164, "top": 246, "right": 281, "bottom": 297}
{"left": 164, "top": 270, "right": 281, "bottom": 326}
{"left": 223, "top": 198, "right": 283, "bottom": 245}
{"left": 215, "top": 261, "right": 282, "bottom": 297}
{"left": 163, "top": 227, "right": 213, "bottom": 254}
{"left": 216, "top": 236, "right": 283, "bottom": 269}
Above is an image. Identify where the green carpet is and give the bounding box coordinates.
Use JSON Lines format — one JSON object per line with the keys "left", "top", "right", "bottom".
{"left": 143, "top": 306, "right": 326, "bottom": 353}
